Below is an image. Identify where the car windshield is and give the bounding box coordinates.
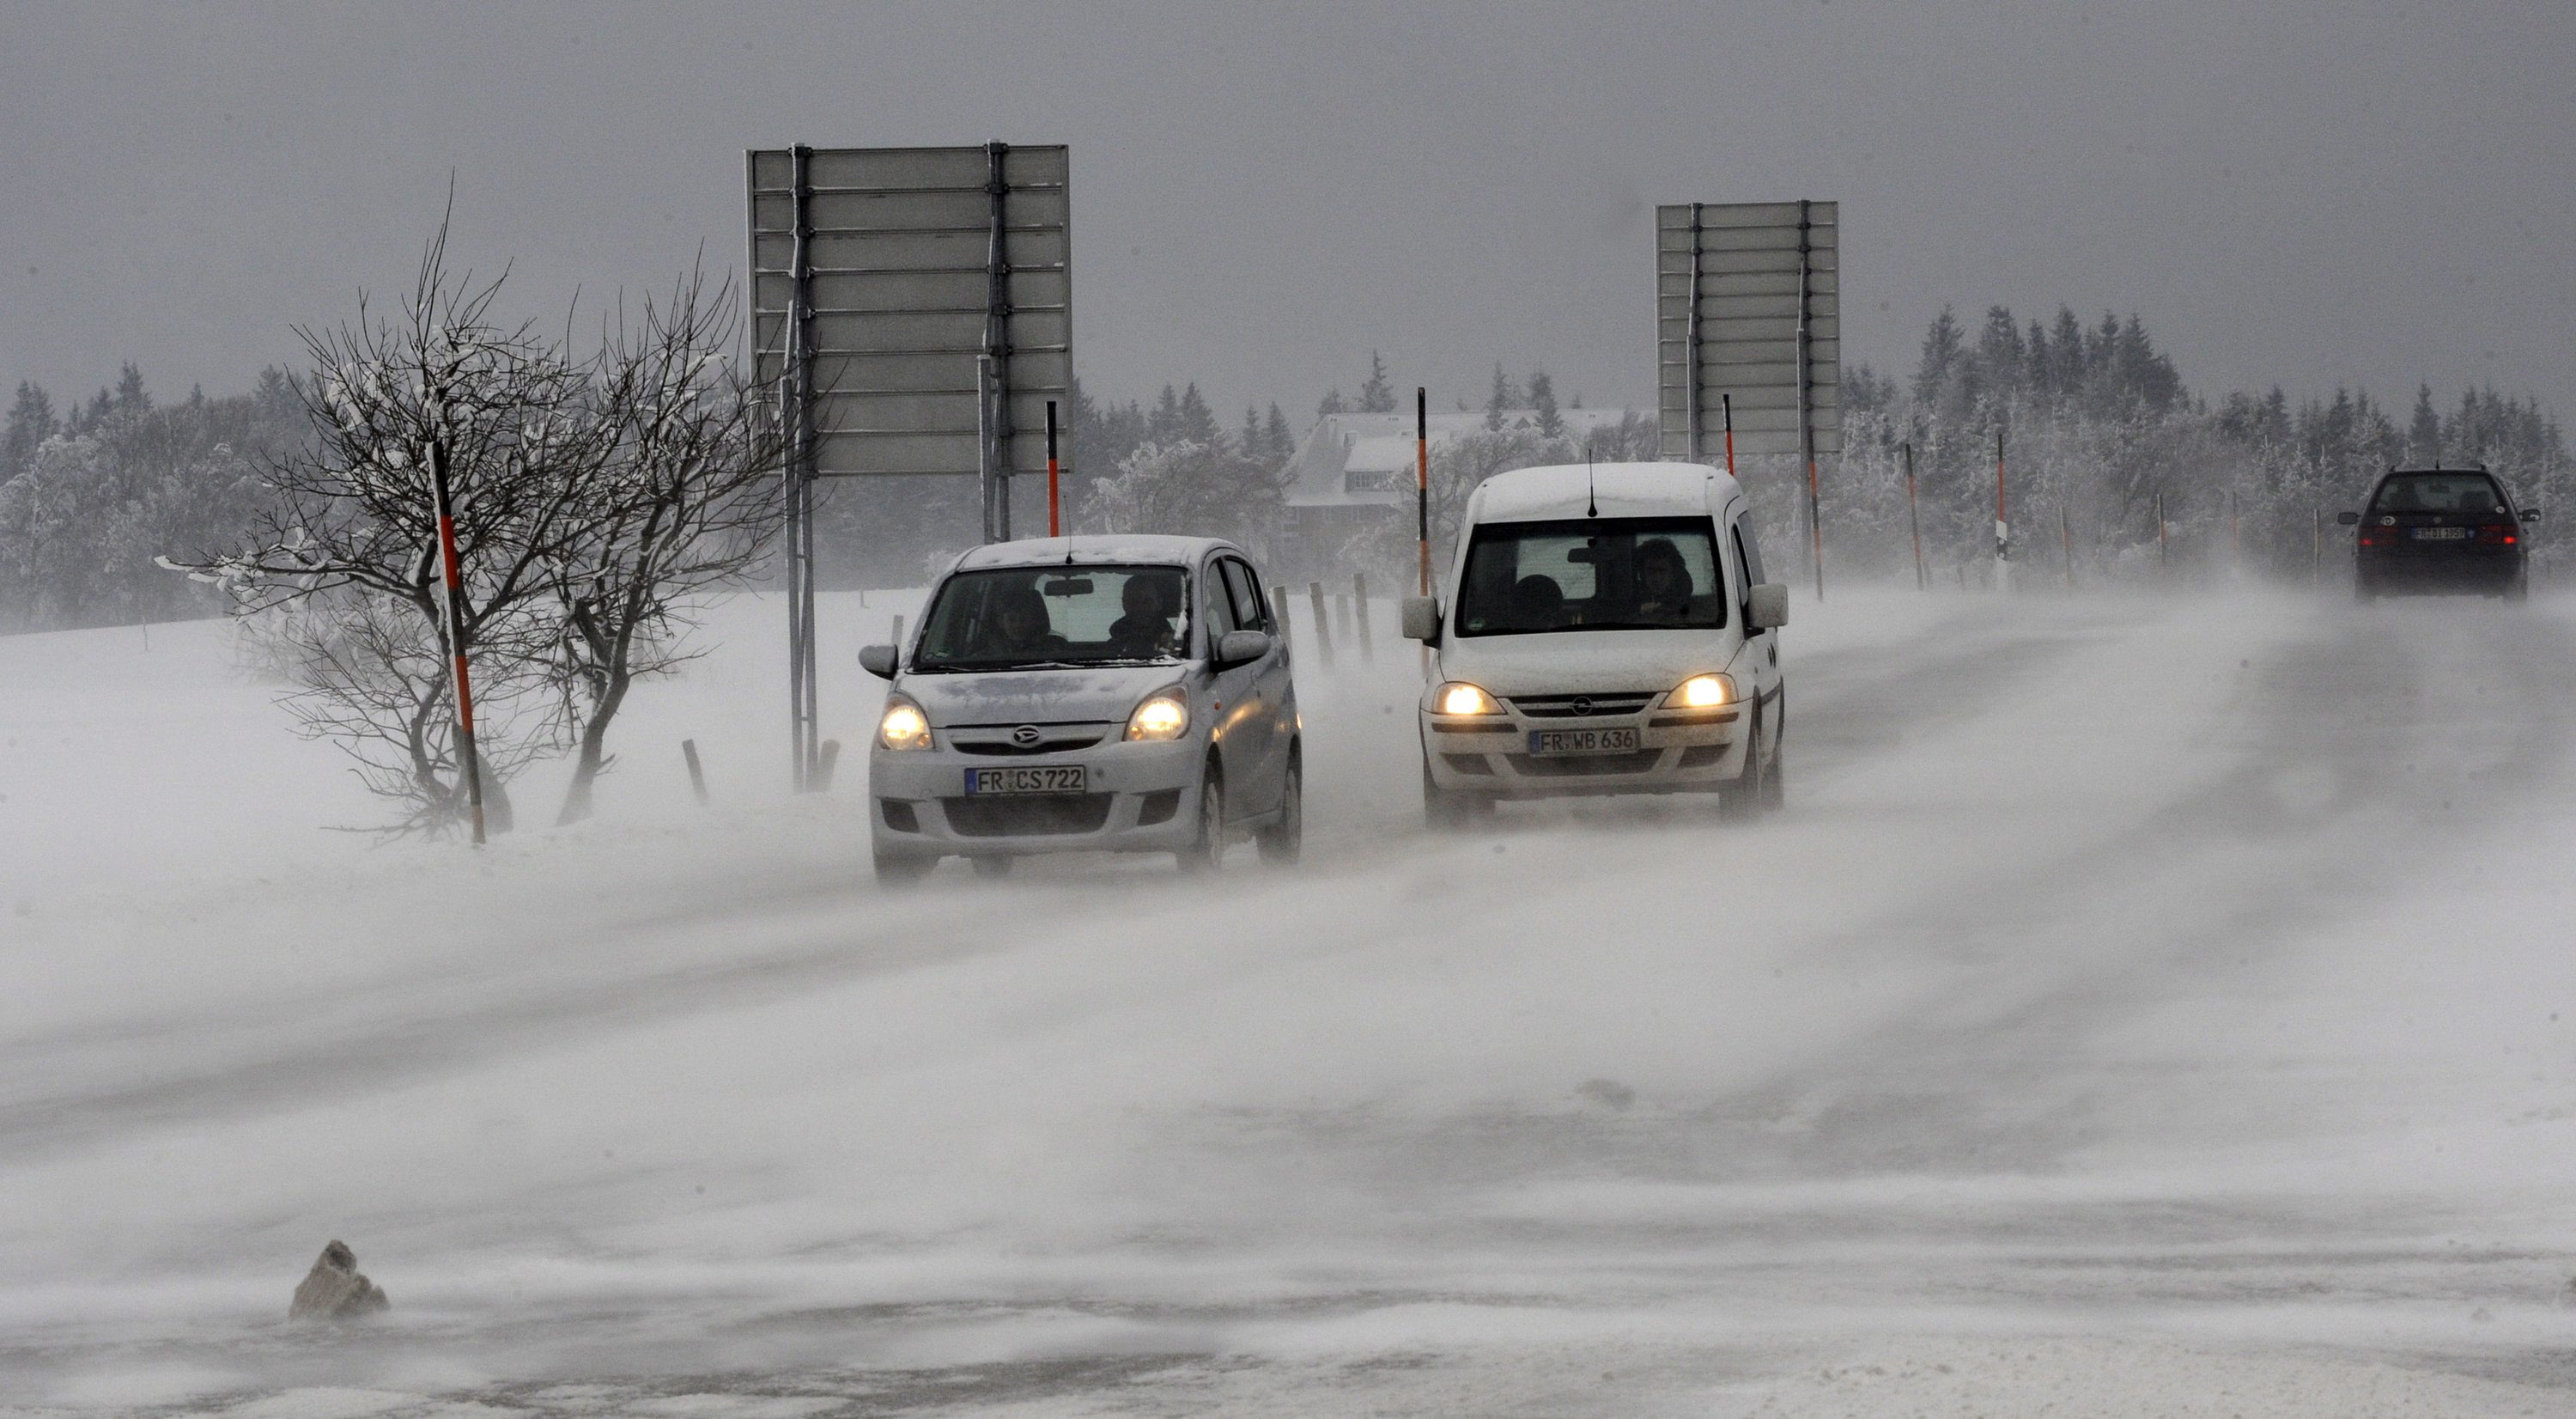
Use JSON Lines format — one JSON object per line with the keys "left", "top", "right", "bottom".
{"left": 912, "top": 564, "right": 1191, "bottom": 671}
{"left": 2371, "top": 472, "right": 2508, "bottom": 515}
{"left": 1455, "top": 516, "right": 1727, "bottom": 636}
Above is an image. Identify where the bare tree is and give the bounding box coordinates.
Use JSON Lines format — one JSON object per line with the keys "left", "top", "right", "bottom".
{"left": 545, "top": 269, "right": 785, "bottom": 825}
{"left": 168, "top": 222, "right": 608, "bottom": 832}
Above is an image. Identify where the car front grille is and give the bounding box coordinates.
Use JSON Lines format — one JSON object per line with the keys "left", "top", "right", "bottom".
{"left": 946, "top": 723, "right": 1114, "bottom": 756}
{"left": 941, "top": 793, "right": 1116, "bottom": 837}
{"left": 1504, "top": 749, "right": 1665, "bottom": 776}
{"left": 1505, "top": 691, "right": 1658, "bottom": 719}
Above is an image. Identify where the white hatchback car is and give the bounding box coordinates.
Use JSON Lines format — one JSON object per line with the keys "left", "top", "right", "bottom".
{"left": 860, "top": 535, "right": 1302, "bottom": 881}
{"left": 1401, "top": 461, "right": 1789, "bottom": 825}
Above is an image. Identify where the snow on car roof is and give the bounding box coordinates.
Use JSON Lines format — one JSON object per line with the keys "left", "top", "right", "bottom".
{"left": 951, "top": 533, "right": 1232, "bottom": 571}
{"left": 1470, "top": 461, "right": 1734, "bottom": 523}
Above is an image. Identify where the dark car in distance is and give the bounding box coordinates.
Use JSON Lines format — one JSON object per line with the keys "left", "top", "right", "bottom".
{"left": 2339, "top": 467, "right": 2538, "bottom": 601}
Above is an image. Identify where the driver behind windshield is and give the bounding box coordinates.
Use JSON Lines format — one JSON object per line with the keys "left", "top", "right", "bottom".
{"left": 1633, "top": 538, "right": 1694, "bottom": 623}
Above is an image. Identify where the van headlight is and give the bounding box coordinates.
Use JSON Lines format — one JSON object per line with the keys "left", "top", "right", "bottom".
{"left": 1126, "top": 686, "right": 1190, "bottom": 741}
{"left": 1434, "top": 681, "right": 1502, "bottom": 716}
{"left": 878, "top": 694, "right": 933, "bottom": 751}
{"left": 1663, "top": 673, "right": 1734, "bottom": 709}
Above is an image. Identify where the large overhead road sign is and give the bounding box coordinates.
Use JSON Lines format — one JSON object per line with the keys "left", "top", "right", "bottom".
{"left": 747, "top": 143, "right": 1072, "bottom": 491}
{"left": 1656, "top": 200, "right": 1838, "bottom": 461}
{"left": 745, "top": 141, "right": 1072, "bottom": 789}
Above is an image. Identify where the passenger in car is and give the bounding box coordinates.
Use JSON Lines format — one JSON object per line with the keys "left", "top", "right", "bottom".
{"left": 1512, "top": 574, "right": 1566, "bottom": 630}
{"left": 980, "top": 586, "right": 1068, "bottom": 657}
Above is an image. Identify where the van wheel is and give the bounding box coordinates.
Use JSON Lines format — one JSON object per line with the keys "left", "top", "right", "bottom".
{"left": 1179, "top": 761, "right": 1224, "bottom": 874}
{"left": 1760, "top": 744, "right": 1787, "bottom": 811}
{"left": 970, "top": 856, "right": 1014, "bottom": 880}
{"left": 1722, "top": 719, "right": 1768, "bottom": 821}
{"left": 1257, "top": 750, "right": 1303, "bottom": 865}
{"left": 874, "top": 848, "right": 935, "bottom": 886}
{"left": 2506, "top": 571, "right": 2530, "bottom": 603}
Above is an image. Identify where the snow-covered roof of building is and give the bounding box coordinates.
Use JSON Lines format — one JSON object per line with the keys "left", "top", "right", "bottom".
{"left": 1284, "top": 408, "right": 1643, "bottom": 509}
{"left": 951, "top": 533, "right": 1230, "bottom": 572}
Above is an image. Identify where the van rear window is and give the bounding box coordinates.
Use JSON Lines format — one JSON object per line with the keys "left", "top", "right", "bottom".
{"left": 1455, "top": 517, "right": 1726, "bottom": 636}
{"left": 2372, "top": 473, "right": 2507, "bottom": 515}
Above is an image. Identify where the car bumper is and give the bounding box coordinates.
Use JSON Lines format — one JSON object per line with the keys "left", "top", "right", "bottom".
{"left": 2358, "top": 547, "right": 2523, "bottom": 594}
{"left": 868, "top": 738, "right": 1206, "bottom": 857}
{"left": 1419, "top": 706, "right": 1747, "bottom": 797}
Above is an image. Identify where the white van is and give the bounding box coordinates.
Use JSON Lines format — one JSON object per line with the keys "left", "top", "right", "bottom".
{"left": 1400, "top": 461, "right": 1789, "bottom": 825}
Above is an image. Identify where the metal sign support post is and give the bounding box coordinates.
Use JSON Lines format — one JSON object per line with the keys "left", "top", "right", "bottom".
{"left": 427, "top": 430, "right": 485, "bottom": 845}
{"left": 1903, "top": 439, "right": 1925, "bottom": 590}
{"left": 1415, "top": 387, "right": 1430, "bottom": 595}
{"left": 981, "top": 140, "right": 1016, "bottom": 544}
{"left": 781, "top": 143, "right": 822, "bottom": 790}
{"left": 1684, "top": 205, "right": 1704, "bottom": 461}
{"left": 1796, "top": 199, "right": 1824, "bottom": 602}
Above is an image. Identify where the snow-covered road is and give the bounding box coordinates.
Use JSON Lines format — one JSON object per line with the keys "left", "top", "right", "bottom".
{"left": 7, "top": 587, "right": 2576, "bottom": 1416}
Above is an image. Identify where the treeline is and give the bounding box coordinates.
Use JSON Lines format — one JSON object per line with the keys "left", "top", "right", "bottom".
{"left": 0, "top": 367, "right": 307, "bottom": 630}
{"left": 1816, "top": 305, "right": 2570, "bottom": 583}
{"left": 9, "top": 311, "right": 2568, "bottom": 635}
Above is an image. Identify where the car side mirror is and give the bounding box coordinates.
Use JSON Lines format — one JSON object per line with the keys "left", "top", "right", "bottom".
{"left": 859, "top": 644, "right": 898, "bottom": 679}
{"left": 1747, "top": 582, "right": 1789, "bottom": 632}
{"left": 2335, "top": 511, "right": 2360, "bottom": 527}
{"left": 1400, "top": 596, "right": 1441, "bottom": 643}
{"left": 2524, "top": 507, "right": 2543, "bottom": 522}
{"left": 1213, "top": 629, "right": 1272, "bottom": 668}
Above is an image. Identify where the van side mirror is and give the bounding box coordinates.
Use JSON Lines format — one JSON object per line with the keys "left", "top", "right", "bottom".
{"left": 1747, "top": 583, "right": 1789, "bottom": 632}
{"left": 1213, "top": 629, "right": 1272, "bottom": 668}
{"left": 1400, "top": 596, "right": 1441, "bottom": 643}
{"left": 2524, "top": 507, "right": 2543, "bottom": 522}
{"left": 859, "top": 644, "right": 898, "bottom": 679}
{"left": 2335, "top": 511, "right": 2360, "bottom": 527}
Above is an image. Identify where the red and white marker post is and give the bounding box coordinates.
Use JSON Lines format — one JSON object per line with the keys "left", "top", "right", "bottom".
{"left": 427, "top": 436, "right": 485, "bottom": 846}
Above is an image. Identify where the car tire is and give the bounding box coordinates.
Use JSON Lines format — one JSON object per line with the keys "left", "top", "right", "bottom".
{"left": 1760, "top": 741, "right": 1787, "bottom": 813}
{"left": 1257, "top": 749, "right": 1303, "bottom": 865}
{"left": 1722, "top": 716, "right": 1768, "bottom": 821}
{"left": 2506, "top": 571, "right": 2530, "bottom": 603}
{"left": 874, "top": 848, "right": 935, "bottom": 886}
{"left": 969, "top": 856, "right": 1014, "bottom": 880}
{"left": 1179, "top": 760, "right": 1224, "bottom": 874}
{"left": 1423, "top": 758, "right": 1471, "bottom": 831}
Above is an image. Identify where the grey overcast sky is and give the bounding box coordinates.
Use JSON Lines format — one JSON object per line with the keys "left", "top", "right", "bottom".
{"left": 2, "top": 0, "right": 2569, "bottom": 424}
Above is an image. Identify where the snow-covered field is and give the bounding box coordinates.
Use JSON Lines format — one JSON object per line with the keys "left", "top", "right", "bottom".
{"left": 8, "top": 583, "right": 2576, "bottom": 1416}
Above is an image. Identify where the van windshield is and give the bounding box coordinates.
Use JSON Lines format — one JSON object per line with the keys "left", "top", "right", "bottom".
{"left": 913, "top": 565, "right": 1192, "bottom": 671}
{"left": 1455, "top": 517, "right": 1727, "bottom": 636}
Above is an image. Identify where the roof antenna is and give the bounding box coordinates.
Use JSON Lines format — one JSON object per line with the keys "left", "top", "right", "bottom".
{"left": 1585, "top": 437, "right": 1599, "bottom": 518}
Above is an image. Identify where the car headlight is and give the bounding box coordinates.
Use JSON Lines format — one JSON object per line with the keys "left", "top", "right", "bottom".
{"left": 1126, "top": 687, "right": 1190, "bottom": 741}
{"left": 1664, "top": 673, "right": 1734, "bottom": 709}
{"left": 1434, "top": 681, "right": 1502, "bottom": 716}
{"left": 878, "top": 694, "right": 933, "bottom": 751}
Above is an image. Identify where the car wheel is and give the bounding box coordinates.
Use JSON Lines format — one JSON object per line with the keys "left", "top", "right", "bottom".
{"left": 1257, "top": 750, "right": 1303, "bottom": 865}
{"left": 1423, "top": 758, "right": 1470, "bottom": 831}
{"left": 1722, "top": 717, "right": 1768, "bottom": 821}
{"left": 2506, "top": 571, "right": 2530, "bottom": 603}
{"left": 1178, "top": 760, "right": 1224, "bottom": 874}
{"left": 1760, "top": 740, "right": 1787, "bottom": 812}
{"left": 874, "top": 848, "right": 934, "bottom": 886}
{"left": 969, "top": 856, "right": 1014, "bottom": 880}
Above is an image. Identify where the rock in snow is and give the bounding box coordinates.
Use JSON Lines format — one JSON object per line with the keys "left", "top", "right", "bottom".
{"left": 288, "top": 1240, "right": 390, "bottom": 1321}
